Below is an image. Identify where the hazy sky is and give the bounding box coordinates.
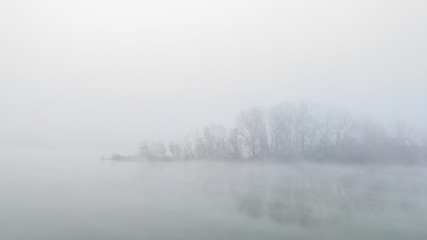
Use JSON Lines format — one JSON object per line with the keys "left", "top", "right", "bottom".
{"left": 1, "top": 0, "right": 426, "bottom": 155}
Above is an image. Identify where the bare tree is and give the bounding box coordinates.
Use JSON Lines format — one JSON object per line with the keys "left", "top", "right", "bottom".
{"left": 182, "top": 133, "right": 197, "bottom": 159}
{"left": 293, "top": 101, "right": 317, "bottom": 157}
{"left": 314, "top": 106, "right": 335, "bottom": 158}
{"left": 169, "top": 141, "right": 182, "bottom": 159}
{"left": 268, "top": 102, "right": 295, "bottom": 159}
{"left": 237, "top": 106, "right": 269, "bottom": 159}
{"left": 227, "top": 127, "right": 244, "bottom": 159}
{"left": 198, "top": 124, "right": 228, "bottom": 159}
{"left": 139, "top": 139, "right": 168, "bottom": 160}
{"left": 135, "top": 101, "right": 425, "bottom": 163}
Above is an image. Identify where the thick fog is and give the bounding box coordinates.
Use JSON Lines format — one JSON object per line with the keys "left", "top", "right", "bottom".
{"left": 1, "top": 0, "right": 427, "bottom": 239}
{"left": 1, "top": 0, "right": 427, "bottom": 155}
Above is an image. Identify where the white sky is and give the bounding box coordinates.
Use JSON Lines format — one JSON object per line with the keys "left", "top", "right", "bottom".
{"left": 1, "top": 0, "right": 426, "bottom": 155}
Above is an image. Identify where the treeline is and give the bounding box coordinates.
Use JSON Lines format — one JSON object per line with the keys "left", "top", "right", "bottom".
{"left": 123, "top": 101, "right": 427, "bottom": 164}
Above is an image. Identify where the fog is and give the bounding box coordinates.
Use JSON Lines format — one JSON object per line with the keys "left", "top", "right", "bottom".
{"left": 2, "top": 158, "right": 427, "bottom": 239}
{"left": 1, "top": 0, "right": 427, "bottom": 154}
{"left": 1, "top": 0, "right": 427, "bottom": 239}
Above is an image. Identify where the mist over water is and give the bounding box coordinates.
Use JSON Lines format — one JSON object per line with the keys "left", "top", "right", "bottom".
{"left": 2, "top": 0, "right": 427, "bottom": 239}
{"left": 1, "top": 149, "right": 427, "bottom": 239}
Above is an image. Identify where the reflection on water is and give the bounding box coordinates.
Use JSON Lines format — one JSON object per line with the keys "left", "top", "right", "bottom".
{"left": 196, "top": 162, "right": 426, "bottom": 228}
{"left": 1, "top": 156, "right": 427, "bottom": 239}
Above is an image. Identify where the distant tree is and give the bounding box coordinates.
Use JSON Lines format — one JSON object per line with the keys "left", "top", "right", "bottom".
{"left": 139, "top": 139, "right": 168, "bottom": 160}
{"left": 227, "top": 127, "right": 244, "bottom": 159}
{"left": 182, "top": 133, "right": 196, "bottom": 159}
{"left": 392, "top": 120, "right": 414, "bottom": 148}
{"left": 268, "top": 102, "right": 295, "bottom": 159}
{"left": 293, "top": 102, "right": 317, "bottom": 157}
{"left": 201, "top": 124, "right": 228, "bottom": 159}
{"left": 129, "top": 101, "right": 425, "bottom": 164}
{"left": 237, "top": 106, "right": 269, "bottom": 159}
{"left": 314, "top": 107, "right": 335, "bottom": 159}
{"left": 353, "top": 117, "right": 388, "bottom": 163}
{"left": 169, "top": 141, "right": 182, "bottom": 159}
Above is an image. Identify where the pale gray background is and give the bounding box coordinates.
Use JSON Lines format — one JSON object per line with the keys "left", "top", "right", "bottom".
{"left": 1, "top": 0, "right": 426, "bottom": 155}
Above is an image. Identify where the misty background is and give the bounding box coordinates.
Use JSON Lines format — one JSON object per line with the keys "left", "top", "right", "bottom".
{"left": 2, "top": 1, "right": 427, "bottom": 239}
{"left": 1, "top": 0, "right": 427, "bottom": 156}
